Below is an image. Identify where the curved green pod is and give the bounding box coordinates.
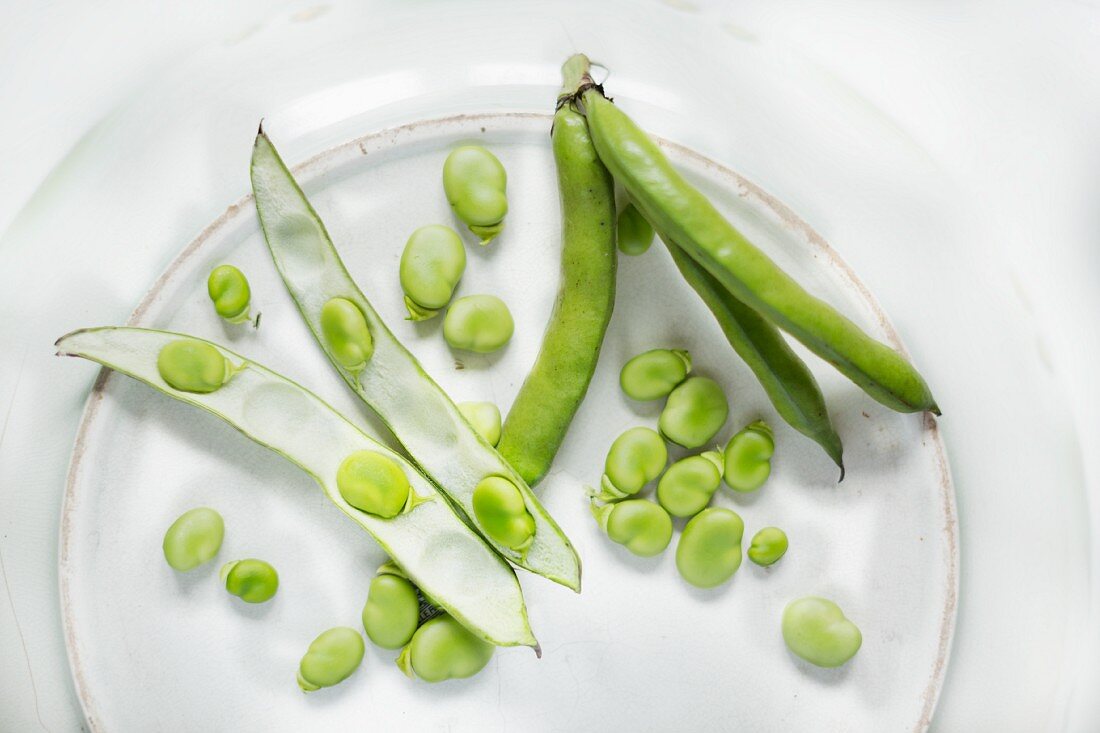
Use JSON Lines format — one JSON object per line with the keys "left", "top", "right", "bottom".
{"left": 665, "top": 240, "right": 843, "bottom": 473}
{"left": 251, "top": 131, "right": 580, "bottom": 591}
{"left": 55, "top": 326, "right": 536, "bottom": 649}
{"left": 579, "top": 82, "right": 938, "bottom": 415}
{"left": 498, "top": 55, "right": 617, "bottom": 487}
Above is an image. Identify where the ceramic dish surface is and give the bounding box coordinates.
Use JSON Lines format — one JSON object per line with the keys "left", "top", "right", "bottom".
{"left": 61, "top": 113, "right": 956, "bottom": 732}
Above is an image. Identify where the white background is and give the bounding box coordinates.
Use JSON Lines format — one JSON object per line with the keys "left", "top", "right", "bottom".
{"left": 1, "top": 1, "right": 1098, "bottom": 730}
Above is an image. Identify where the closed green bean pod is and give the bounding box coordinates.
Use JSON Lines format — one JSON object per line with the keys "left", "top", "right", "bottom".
{"left": 498, "top": 54, "right": 616, "bottom": 487}
{"left": 578, "top": 81, "right": 938, "bottom": 415}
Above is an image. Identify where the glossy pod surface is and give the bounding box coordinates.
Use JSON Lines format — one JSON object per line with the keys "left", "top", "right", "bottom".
{"left": 497, "top": 72, "right": 617, "bottom": 487}
{"left": 582, "top": 89, "right": 938, "bottom": 415}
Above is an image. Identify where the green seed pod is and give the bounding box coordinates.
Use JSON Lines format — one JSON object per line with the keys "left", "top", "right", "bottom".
{"left": 397, "top": 613, "right": 495, "bottom": 683}
{"left": 336, "top": 450, "right": 429, "bottom": 519}
{"left": 472, "top": 476, "right": 536, "bottom": 553}
{"left": 156, "top": 338, "right": 240, "bottom": 394}
{"left": 782, "top": 597, "right": 862, "bottom": 668}
{"left": 616, "top": 203, "right": 654, "bottom": 256}
{"left": 655, "top": 451, "right": 723, "bottom": 518}
{"left": 220, "top": 558, "right": 279, "bottom": 603}
{"left": 162, "top": 507, "right": 224, "bottom": 571}
{"left": 599, "top": 426, "right": 668, "bottom": 501}
{"left": 619, "top": 348, "right": 691, "bottom": 401}
{"left": 723, "top": 420, "right": 775, "bottom": 492}
{"left": 320, "top": 297, "right": 374, "bottom": 373}
{"left": 207, "top": 264, "right": 253, "bottom": 324}
{"left": 748, "top": 526, "right": 788, "bottom": 566}
{"left": 442, "top": 145, "right": 508, "bottom": 244}
{"left": 362, "top": 567, "right": 421, "bottom": 650}
{"left": 443, "top": 295, "right": 514, "bottom": 353}
{"left": 457, "top": 401, "right": 502, "bottom": 447}
{"left": 591, "top": 498, "right": 672, "bottom": 557}
{"left": 676, "top": 507, "right": 744, "bottom": 588}
{"left": 658, "top": 376, "right": 729, "bottom": 449}
{"left": 399, "top": 225, "right": 467, "bottom": 321}
{"left": 297, "top": 627, "right": 366, "bottom": 692}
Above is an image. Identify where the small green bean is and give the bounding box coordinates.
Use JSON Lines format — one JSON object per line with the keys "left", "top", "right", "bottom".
{"left": 599, "top": 426, "right": 668, "bottom": 501}
{"left": 336, "top": 450, "right": 430, "bottom": 519}
{"left": 162, "top": 507, "right": 224, "bottom": 571}
{"left": 397, "top": 613, "right": 495, "bottom": 683}
{"left": 399, "top": 225, "right": 467, "bottom": 321}
{"left": 591, "top": 498, "right": 672, "bottom": 557}
{"left": 658, "top": 376, "right": 729, "bottom": 449}
{"left": 443, "top": 295, "right": 514, "bottom": 353}
{"left": 457, "top": 401, "right": 502, "bottom": 447}
{"left": 472, "top": 476, "right": 536, "bottom": 553}
{"left": 297, "top": 627, "right": 365, "bottom": 691}
{"left": 676, "top": 507, "right": 744, "bottom": 588}
{"left": 723, "top": 420, "right": 774, "bottom": 492}
{"left": 362, "top": 565, "right": 421, "bottom": 650}
{"left": 748, "top": 527, "right": 788, "bottom": 566}
{"left": 655, "top": 451, "right": 723, "bottom": 518}
{"left": 207, "top": 265, "right": 252, "bottom": 324}
{"left": 782, "top": 597, "right": 862, "bottom": 668}
{"left": 619, "top": 348, "right": 691, "bottom": 401}
{"left": 616, "top": 202, "right": 654, "bottom": 255}
{"left": 320, "top": 297, "right": 374, "bottom": 373}
{"left": 220, "top": 558, "right": 278, "bottom": 603}
{"left": 156, "top": 338, "right": 240, "bottom": 393}
{"left": 442, "top": 145, "right": 508, "bottom": 244}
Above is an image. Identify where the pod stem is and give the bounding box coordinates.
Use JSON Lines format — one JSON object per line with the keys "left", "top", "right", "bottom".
{"left": 557, "top": 53, "right": 605, "bottom": 111}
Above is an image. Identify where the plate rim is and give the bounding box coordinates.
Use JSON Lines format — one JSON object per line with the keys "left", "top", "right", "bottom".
{"left": 56, "top": 111, "right": 958, "bottom": 732}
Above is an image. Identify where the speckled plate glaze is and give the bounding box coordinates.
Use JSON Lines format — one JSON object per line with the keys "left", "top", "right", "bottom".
{"left": 60, "top": 113, "right": 956, "bottom": 732}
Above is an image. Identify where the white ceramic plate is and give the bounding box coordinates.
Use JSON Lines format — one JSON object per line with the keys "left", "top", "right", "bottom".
{"left": 60, "top": 113, "right": 956, "bottom": 732}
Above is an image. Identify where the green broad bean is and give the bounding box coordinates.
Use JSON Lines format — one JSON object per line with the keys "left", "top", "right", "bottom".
{"left": 655, "top": 451, "right": 723, "bottom": 518}
{"left": 472, "top": 476, "right": 535, "bottom": 553}
{"left": 723, "top": 420, "right": 774, "bottom": 492}
{"left": 362, "top": 566, "right": 421, "bottom": 649}
{"left": 782, "top": 597, "right": 862, "bottom": 668}
{"left": 336, "top": 450, "right": 429, "bottom": 519}
{"left": 457, "top": 401, "right": 502, "bottom": 447}
{"left": 156, "top": 338, "right": 239, "bottom": 393}
{"left": 207, "top": 265, "right": 252, "bottom": 324}
{"left": 591, "top": 498, "right": 673, "bottom": 557}
{"left": 220, "top": 558, "right": 279, "bottom": 603}
{"left": 495, "top": 60, "right": 617, "bottom": 488}
{"left": 320, "top": 297, "right": 374, "bottom": 373}
{"left": 619, "top": 348, "right": 692, "bottom": 401}
{"left": 399, "top": 225, "right": 467, "bottom": 321}
{"left": 297, "top": 627, "right": 366, "bottom": 691}
{"left": 443, "top": 295, "right": 514, "bottom": 353}
{"left": 599, "top": 426, "right": 668, "bottom": 500}
{"left": 397, "top": 613, "right": 495, "bottom": 683}
{"left": 162, "top": 507, "right": 224, "bottom": 571}
{"left": 658, "top": 376, "right": 729, "bottom": 449}
{"left": 442, "top": 145, "right": 508, "bottom": 244}
{"left": 676, "top": 507, "right": 744, "bottom": 588}
{"left": 579, "top": 85, "right": 938, "bottom": 414}
{"left": 748, "top": 526, "right": 788, "bottom": 566}
{"left": 616, "top": 202, "right": 654, "bottom": 255}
